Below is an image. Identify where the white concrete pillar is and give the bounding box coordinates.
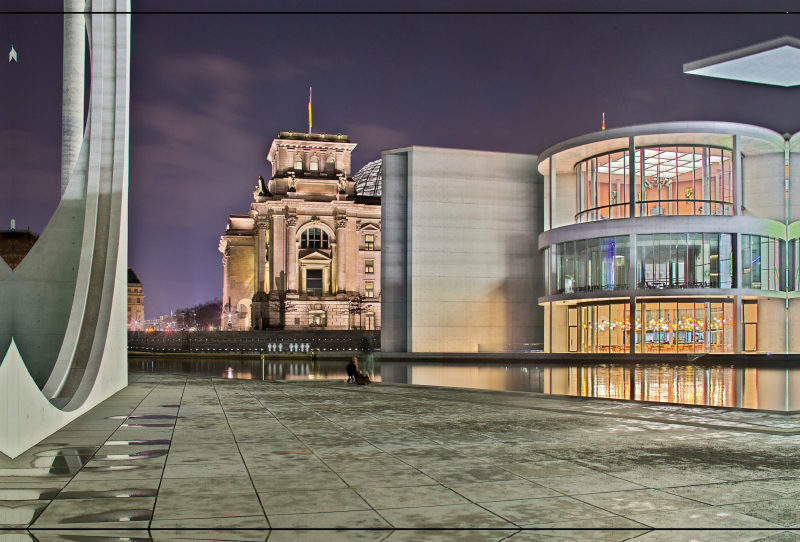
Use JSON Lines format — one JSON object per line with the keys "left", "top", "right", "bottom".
{"left": 628, "top": 137, "right": 635, "bottom": 219}
{"left": 735, "top": 294, "right": 743, "bottom": 353}
{"left": 629, "top": 233, "right": 637, "bottom": 353}
{"left": 286, "top": 216, "right": 298, "bottom": 292}
{"left": 548, "top": 156, "right": 555, "bottom": 229}
{"left": 544, "top": 303, "right": 551, "bottom": 353}
{"left": 336, "top": 217, "right": 347, "bottom": 293}
{"left": 62, "top": 0, "right": 85, "bottom": 196}
{"left": 734, "top": 135, "right": 743, "bottom": 214}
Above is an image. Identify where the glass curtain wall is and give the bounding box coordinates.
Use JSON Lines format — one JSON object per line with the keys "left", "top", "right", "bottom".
{"left": 572, "top": 298, "right": 733, "bottom": 353}
{"left": 637, "top": 233, "right": 733, "bottom": 289}
{"left": 555, "top": 236, "right": 629, "bottom": 294}
{"left": 636, "top": 300, "right": 733, "bottom": 353}
{"left": 573, "top": 301, "right": 631, "bottom": 353}
{"left": 575, "top": 146, "right": 733, "bottom": 223}
{"left": 791, "top": 239, "right": 800, "bottom": 292}
{"left": 741, "top": 235, "right": 782, "bottom": 290}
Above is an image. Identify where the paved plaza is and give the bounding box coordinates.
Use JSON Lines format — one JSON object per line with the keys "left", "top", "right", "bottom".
{"left": 0, "top": 372, "right": 799, "bottom": 540}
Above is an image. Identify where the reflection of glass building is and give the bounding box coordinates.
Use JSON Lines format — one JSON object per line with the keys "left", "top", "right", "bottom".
{"left": 540, "top": 122, "right": 799, "bottom": 354}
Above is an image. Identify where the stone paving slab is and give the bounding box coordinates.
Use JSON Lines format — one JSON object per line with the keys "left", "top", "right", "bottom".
{"left": 0, "top": 372, "right": 797, "bottom": 540}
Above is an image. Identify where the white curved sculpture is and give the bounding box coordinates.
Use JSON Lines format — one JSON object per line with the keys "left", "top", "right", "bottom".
{"left": 0, "top": 0, "right": 130, "bottom": 458}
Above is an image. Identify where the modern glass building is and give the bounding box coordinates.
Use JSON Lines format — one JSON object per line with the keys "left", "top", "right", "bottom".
{"left": 539, "top": 121, "right": 800, "bottom": 354}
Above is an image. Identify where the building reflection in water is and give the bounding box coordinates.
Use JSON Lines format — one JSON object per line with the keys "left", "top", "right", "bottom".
{"left": 382, "top": 363, "right": 799, "bottom": 411}
{"left": 130, "top": 358, "right": 797, "bottom": 411}
{"left": 129, "top": 358, "right": 382, "bottom": 383}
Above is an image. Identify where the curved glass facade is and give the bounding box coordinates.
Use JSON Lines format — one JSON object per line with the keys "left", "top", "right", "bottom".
{"left": 575, "top": 146, "right": 733, "bottom": 223}
{"left": 741, "top": 235, "right": 782, "bottom": 291}
{"left": 555, "top": 236, "right": 629, "bottom": 294}
{"left": 637, "top": 233, "right": 733, "bottom": 289}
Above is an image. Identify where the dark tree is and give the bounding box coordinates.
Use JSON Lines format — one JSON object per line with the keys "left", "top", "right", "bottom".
{"left": 173, "top": 298, "right": 222, "bottom": 330}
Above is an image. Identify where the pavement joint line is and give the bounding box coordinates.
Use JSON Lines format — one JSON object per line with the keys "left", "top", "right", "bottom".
{"left": 148, "top": 375, "right": 185, "bottom": 530}
{"left": 257, "top": 382, "right": 527, "bottom": 529}
{"left": 238, "top": 380, "right": 383, "bottom": 527}
{"left": 29, "top": 372, "right": 167, "bottom": 528}
{"left": 320, "top": 383, "right": 800, "bottom": 437}
{"left": 249, "top": 382, "right": 641, "bottom": 530}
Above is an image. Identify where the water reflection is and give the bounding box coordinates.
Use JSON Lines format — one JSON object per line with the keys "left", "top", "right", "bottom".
{"left": 384, "top": 363, "right": 800, "bottom": 412}
{"left": 130, "top": 357, "right": 799, "bottom": 411}
{"left": 129, "top": 358, "right": 378, "bottom": 382}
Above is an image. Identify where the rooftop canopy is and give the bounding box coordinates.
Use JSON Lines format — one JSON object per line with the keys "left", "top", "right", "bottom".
{"left": 684, "top": 36, "right": 800, "bottom": 87}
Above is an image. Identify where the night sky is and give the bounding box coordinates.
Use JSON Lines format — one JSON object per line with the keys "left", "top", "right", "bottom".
{"left": 4, "top": 2, "right": 800, "bottom": 318}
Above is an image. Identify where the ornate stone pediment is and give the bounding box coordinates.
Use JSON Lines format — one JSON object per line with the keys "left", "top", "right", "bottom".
{"left": 299, "top": 250, "right": 332, "bottom": 263}
{"left": 358, "top": 222, "right": 380, "bottom": 232}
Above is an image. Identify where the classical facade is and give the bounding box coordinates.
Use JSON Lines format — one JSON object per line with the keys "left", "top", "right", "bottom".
{"left": 127, "top": 268, "right": 144, "bottom": 330}
{"left": 539, "top": 121, "right": 799, "bottom": 354}
{"left": 219, "top": 132, "right": 381, "bottom": 331}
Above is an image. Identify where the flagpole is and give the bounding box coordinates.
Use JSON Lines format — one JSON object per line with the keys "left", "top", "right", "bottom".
{"left": 309, "top": 87, "right": 312, "bottom": 134}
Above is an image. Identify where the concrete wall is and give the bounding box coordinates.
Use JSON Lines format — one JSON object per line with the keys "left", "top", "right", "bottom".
{"left": 743, "top": 153, "right": 785, "bottom": 222}
{"left": 789, "top": 298, "right": 800, "bottom": 353}
{"left": 756, "top": 297, "right": 786, "bottom": 353}
{"left": 382, "top": 146, "right": 543, "bottom": 352}
{"left": 381, "top": 151, "right": 409, "bottom": 352}
{"left": 552, "top": 172, "right": 577, "bottom": 230}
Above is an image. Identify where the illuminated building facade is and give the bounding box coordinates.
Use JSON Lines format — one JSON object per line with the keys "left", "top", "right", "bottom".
{"left": 219, "top": 132, "right": 381, "bottom": 331}
{"left": 127, "top": 268, "right": 144, "bottom": 330}
{"left": 540, "top": 121, "right": 800, "bottom": 354}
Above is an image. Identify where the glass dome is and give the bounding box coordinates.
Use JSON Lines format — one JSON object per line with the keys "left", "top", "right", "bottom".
{"left": 353, "top": 159, "right": 382, "bottom": 197}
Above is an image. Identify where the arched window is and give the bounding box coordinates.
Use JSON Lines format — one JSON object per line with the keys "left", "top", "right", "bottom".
{"left": 301, "top": 227, "right": 329, "bottom": 249}
{"left": 310, "top": 156, "right": 319, "bottom": 171}
{"left": 294, "top": 155, "right": 303, "bottom": 171}
{"left": 326, "top": 156, "right": 335, "bottom": 174}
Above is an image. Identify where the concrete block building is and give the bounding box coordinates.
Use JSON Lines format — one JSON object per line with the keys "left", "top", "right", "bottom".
{"left": 381, "top": 147, "right": 544, "bottom": 352}
{"left": 219, "top": 132, "right": 381, "bottom": 331}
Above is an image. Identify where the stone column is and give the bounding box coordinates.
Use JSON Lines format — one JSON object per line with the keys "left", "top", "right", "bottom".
{"left": 268, "top": 213, "right": 286, "bottom": 328}
{"left": 270, "top": 214, "right": 286, "bottom": 293}
{"left": 221, "top": 247, "right": 230, "bottom": 329}
{"left": 255, "top": 221, "right": 267, "bottom": 293}
{"left": 250, "top": 220, "right": 269, "bottom": 330}
{"left": 336, "top": 217, "right": 347, "bottom": 294}
{"left": 300, "top": 265, "right": 307, "bottom": 295}
{"left": 323, "top": 266, "right": 331, "bottom": 295}
{"left": 286, "top": 216, "right": 298, "bottom": 292}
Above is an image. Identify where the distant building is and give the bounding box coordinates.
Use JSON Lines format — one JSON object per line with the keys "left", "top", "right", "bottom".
{"left": 0, "top": 222, "right": 39, "bottom": 270}
{"left": 219, "top": 131, "right": 381, "bottom": 330}
{"left": 127, "top": 268, "right": 144, "bottom": 330}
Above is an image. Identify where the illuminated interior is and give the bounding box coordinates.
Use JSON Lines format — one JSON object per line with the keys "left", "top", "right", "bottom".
{"left": 567, "top": 298, "right": 735, "bottom": 353}
{"left": 575, "top": 146, "right": 733, "bottom": 223}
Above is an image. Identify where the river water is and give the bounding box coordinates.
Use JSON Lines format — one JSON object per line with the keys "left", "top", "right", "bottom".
{"left": 129, "top": 358, "right": 800, "bottom": 412}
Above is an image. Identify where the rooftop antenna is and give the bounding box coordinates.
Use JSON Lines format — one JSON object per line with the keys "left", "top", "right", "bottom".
{"left": 9, "top": 45, "right": 16, "bottom": 62}
{"left": 308, "top": 87, "right": 312, "bottom": 134}
{"left": 602, "top": 112, "right": 605, "bottom": 131}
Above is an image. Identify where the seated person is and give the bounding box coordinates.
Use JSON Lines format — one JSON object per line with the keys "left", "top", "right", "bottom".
{"left": 346, "top": 357, "right": 359, "bottom": 383}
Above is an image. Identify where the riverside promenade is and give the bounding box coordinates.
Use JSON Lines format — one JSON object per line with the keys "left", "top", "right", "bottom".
{"left": 1, "top": 372, "right": 798, "bottom": 540}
